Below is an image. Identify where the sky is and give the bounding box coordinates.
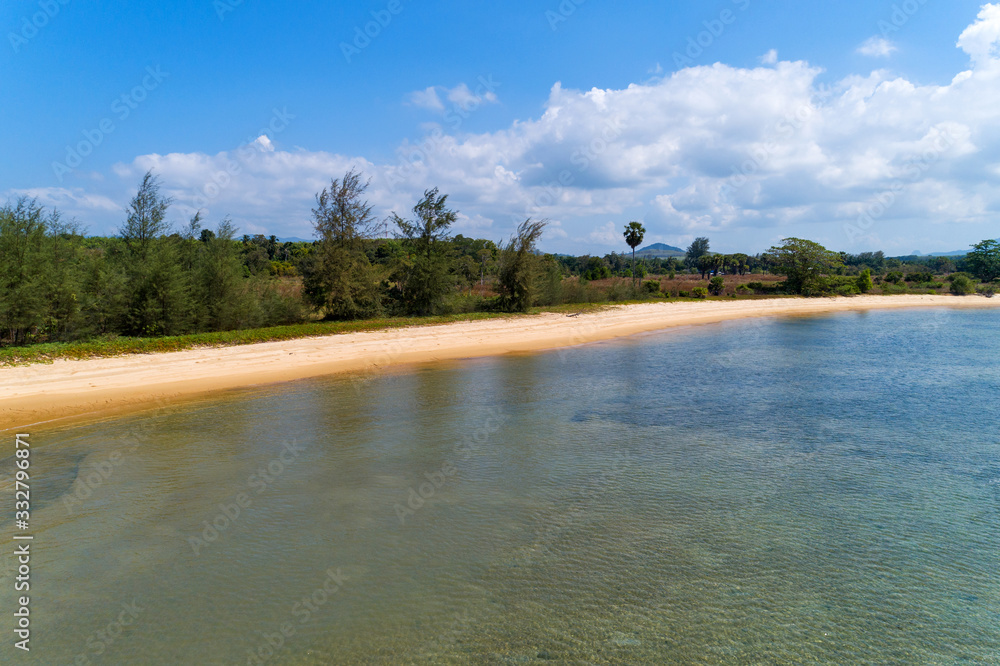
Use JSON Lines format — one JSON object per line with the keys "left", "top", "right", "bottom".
{"left": 1, "top": 0, "right": 998, "bottom": 256}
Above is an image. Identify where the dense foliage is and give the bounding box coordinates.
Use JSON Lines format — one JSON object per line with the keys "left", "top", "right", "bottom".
{"left": 1, "top": 168, "right": 996, "bottom": 351}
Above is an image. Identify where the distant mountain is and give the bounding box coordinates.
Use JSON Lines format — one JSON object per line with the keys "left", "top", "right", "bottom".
{"left": 908, "top": 249, "right": 973, "bottom": 257}
{"left": 634, "top": 243, "right": 686, "bottom": 258}
{"left": 278, "top": 236, "right": 312, "bottom": 243}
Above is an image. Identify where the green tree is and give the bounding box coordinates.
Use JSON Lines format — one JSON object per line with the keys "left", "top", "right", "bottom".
{"left": 857, "top": 268, "right": 874, "bottom": 293}
{"left": 391, "top": 188, "right": 457, "bottom": 314}
{"left": 967, "top": 239, "right": 1000, "bottom": 283}
{"left": 302, "top": 169, "right": 384, "bottom": 320}
{"left": 623, "top": 221, "right": 646, "bottom": 287}
{"left": 197, "top": 218, "right": 260, "bottom": 330}
{"left": 686, "top": 237, "right": 710, "bottom": 268}
{"left": 121, "top": 171, "right": 172, "bottom": 258}
{"left": 0, "top": 199, "right": 55, "bottom": 344}
{"left": 766, "top": 238, "right": 844, "bottom": 294}
{"left": 496, "top": 219, "right": 548, "bottom": 312}
{"left": 118, "top": 172, "right": 192, "bottom": 336}
{"left": 696, "top": 254, "right": 714, "bottom": 279}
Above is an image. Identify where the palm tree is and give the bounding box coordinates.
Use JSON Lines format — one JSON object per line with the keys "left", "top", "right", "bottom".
{"left": 623, "top": 221, "right": 646, "bottom": 286}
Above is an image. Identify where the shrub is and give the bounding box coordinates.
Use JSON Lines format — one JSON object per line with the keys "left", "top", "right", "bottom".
{"left": 905, "top": 271, "right": 933, "bottom": 283}
{"left": 857, "top": 269, "right": 873, "bottom": 293}
{"left": 880, "top": 282, "right": 909, "bottom": 295}
{"left": 926, "top": 282, "right": 944, "bottom": 290}
{"left": 885, "top": 271, "right": 904, "bottom": 284}
{"left": 735, "top": 284, "right": 753, "bottom": 296}
{"left": 678, "top": 290, "right": 690, "bottom": 298}
{"left": 642, "top": 280, "right": 661, "bottom": 295}
{"left": 950, "top": 274, "right": 976, "bottom": 295}
{"left": 977, "top": 284, "right": 996, "bottom": 298}
{"left": 708, "top": 276, "right": 725, "bottom": 295}
{"left": 746, "top": 280, "right": 782, "bottom": 295}
{"left": 946, "top": 272, "right": 975, "bottom": 282}
{"left": 835, "top": 284, "right": 860, "bottom": 296}
{"left": 691, "top": 287, "right": 709, "bottom": 299}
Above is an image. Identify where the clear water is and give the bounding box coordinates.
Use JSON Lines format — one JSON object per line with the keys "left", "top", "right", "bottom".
{"left": 2, "top": 308, "right": 999, "bottom": 664}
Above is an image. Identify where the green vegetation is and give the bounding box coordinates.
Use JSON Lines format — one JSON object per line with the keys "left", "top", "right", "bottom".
{"left": 857, "top": 269, "right": 873, "bottom": 293}
{"left": 766, "top": 238, "right": 843, "bottom": 295}
{"left": 2, "top": 167, "right": 996, "bottom": 361}
{"left": 950, "top": 274, "right": 977, "bottom": 295}
{"left": 623, "top": 221, "right": 646, "bottom": 287}
{"left": 967, "top": 239, "right": 1000, "bottom": 283}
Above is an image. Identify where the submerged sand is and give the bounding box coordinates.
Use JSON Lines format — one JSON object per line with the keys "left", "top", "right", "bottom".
{"left": 2, "top": 294, "right": 998, "bottom": 431}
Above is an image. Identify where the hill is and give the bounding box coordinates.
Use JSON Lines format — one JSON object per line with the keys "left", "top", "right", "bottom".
{"left": 634, "top": 243, "right": 686, "bottom": 259}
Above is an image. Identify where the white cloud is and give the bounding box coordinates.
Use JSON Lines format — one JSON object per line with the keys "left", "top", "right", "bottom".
{"left": 408, "top": 87, "right": 444, "bottom": 112}
{"left": 957, "top": 3, "right": 1000, "bottom": 64}
{"left": 23, "top": 6, "right": 1000, "bottom": 255}
{"left": 407, "top": 82, "right": 499, "bottom": 116}
{"left": 4, "top": 187, "right": 121, "bottom": 229}
{"left": 760, "top": 49, "right": 778, "bottom": 65}
{"left": 254, "top": 135, "right": 275, "bottom": 152}
{"left": 857, "top": 37, "right": 898, "bottom": 57}
{"left": 588, "top": 221, "right": 621, "bottom": 246}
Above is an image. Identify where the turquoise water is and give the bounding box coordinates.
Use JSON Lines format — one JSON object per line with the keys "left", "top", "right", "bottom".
{"left": 2, "top": 308, "right": 999, "bottom": 663}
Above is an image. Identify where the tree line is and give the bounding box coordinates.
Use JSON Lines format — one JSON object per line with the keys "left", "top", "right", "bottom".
{"left": 0, "top": 170, "right": 555, "bottom": 347}
{"left": 2, "top": 170, "right": 997, "bottom": 347}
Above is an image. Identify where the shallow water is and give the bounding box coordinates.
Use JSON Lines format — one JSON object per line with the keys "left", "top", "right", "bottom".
{"left": 2, "top": 308, "right": 999, "bottom": 663}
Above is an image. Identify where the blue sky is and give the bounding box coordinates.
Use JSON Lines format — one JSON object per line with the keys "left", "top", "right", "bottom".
{"left": 2, "top": 0, "right": 998, "bottom": 255}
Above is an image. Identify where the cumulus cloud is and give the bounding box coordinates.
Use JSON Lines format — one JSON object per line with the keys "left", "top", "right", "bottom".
{"left": 857, "top": 36, "right": 898, "bottom": 57}
{"left": 760, "top": 49, "right": 778, "bottom": 65}
{"left": 957, "top": 2, "right": 1000, "bottom": 64}
{"left": 21, "top": 6, "right": 1000, "bottom": 254}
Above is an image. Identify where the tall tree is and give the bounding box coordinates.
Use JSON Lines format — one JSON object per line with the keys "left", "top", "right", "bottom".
{"left": 119, "top": 171, "right": 191, "bottom": 336}
{"left": 391, "top": 188, "right": 457, "bottom": 314}
{"left": 766, "top": 238, "right": 843, "bottom": 294}
{"left": 497, "top": 219, "right": 547, "bottom": 312}
{"left": 967, "top": 239, "right": 1000, "bottom": 283}
{"left": 686, "top": 237, "right": 710, "bottom": 268}
{"left": 623, "top": 221, "right": 646, "bottom": 287}
{"left": 120, "top": 171, "right": 172, "bottom": 258}
{"left": 302, "top": 169, "right": 384, "bottom": 320}
{"left": 0, "top": 199, "right": 55, "bottom": 344}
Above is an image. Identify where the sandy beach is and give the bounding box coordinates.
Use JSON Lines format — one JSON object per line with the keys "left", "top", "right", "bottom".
{"left": 2, "top": 294, "right": 998, "bottom": 431}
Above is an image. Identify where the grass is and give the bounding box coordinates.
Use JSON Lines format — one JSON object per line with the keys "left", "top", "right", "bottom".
{"left": 0, "top": 312, "right": 522, "bottom": 367}
{"left": 0, "top": 275, "right": 973, "bottom": 367}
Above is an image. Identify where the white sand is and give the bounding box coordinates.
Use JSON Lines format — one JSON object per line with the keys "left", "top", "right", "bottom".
{"left": 2, "top": 294, "right": 998, "bottom": 431}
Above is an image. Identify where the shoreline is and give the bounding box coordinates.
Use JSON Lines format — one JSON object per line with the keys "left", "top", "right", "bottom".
{"left": 2, "top": 294, "right": 998, "bottom": 431}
